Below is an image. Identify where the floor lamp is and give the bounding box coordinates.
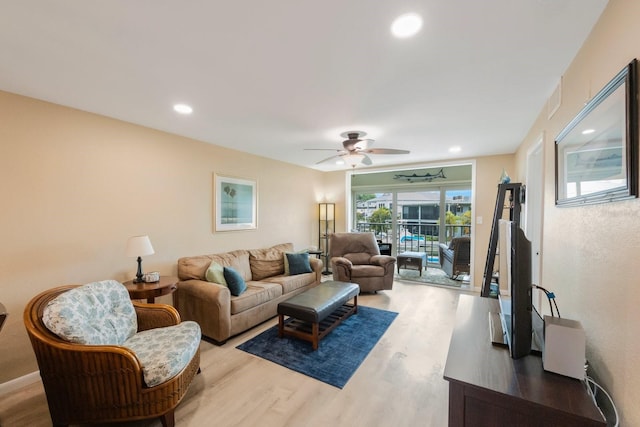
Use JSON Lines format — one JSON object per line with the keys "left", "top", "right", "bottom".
{"left": 319, "top": 203, "right": 335, "bottom": 275}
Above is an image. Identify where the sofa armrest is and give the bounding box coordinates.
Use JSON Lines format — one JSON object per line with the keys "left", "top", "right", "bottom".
{"left": 370, "top": 255, "right": 396, "bottom": 267}
{"left": 175, "top": 279, "right": 231, "bottom": 343}
{"left": 134, "top": 302, "right": 180, "bottom": 332}
{"left": 330, "top": 256, "right": 353, "bottom": 269}
{"left": 309, "top": 257, "right": 323, "bottom": 283}
{"left": 330, "top": 256, "right": 353, "bottom": 282}
{"left": 371, "top": 255, "right": 396, "bottom": 277}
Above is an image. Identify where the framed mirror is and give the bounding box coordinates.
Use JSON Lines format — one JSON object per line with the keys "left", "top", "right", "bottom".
{"left": 555, "top": 59, "right": 638, "bottom": 207}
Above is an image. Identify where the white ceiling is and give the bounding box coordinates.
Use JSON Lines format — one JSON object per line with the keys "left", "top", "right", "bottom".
{"left": 0, "top": 1, "right": 608, "bottom": 171}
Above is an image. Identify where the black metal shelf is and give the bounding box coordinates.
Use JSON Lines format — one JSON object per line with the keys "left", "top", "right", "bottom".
{"left": 481, "top": 183, "right": 524, "bottom": 298}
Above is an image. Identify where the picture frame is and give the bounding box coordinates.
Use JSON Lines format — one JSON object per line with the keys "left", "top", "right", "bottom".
{"left": 555, "top": 59, "right": 638, "bottom": 207}
{"left": 214, "top": 174, "right": 257, "bottom": 231}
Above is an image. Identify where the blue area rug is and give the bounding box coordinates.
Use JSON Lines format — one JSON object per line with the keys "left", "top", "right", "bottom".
{"left": 236, "top": 306, "right": 398, "bottom": 388}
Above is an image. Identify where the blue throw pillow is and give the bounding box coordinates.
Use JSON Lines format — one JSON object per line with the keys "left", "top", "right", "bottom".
{"left": 286, "top": 252, "right": 312, "bottom": 275}
{"left": 284, "top": 249, "right": 309, "bottom": 275}
{"left": 223, "top": 267, "right": 247, "bottom": 296}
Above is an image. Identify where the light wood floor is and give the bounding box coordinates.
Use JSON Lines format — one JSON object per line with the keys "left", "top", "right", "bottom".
{"left": 0, "top": 280, "right": 473, "bottom": 427}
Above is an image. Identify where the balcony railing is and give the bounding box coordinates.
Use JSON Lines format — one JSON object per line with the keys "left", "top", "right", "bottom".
{"left": 355, "top": 221, "right": 471, "bottom": 264}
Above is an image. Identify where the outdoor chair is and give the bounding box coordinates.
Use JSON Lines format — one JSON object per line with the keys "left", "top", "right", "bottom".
{"left": 438, "top": 236, "right": 471, "bottom": 279}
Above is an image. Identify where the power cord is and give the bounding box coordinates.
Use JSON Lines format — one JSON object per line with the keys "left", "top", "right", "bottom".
{"left": 532, "top": 284, "right": 561, "bottom": 318}
{"left": 584, "top": 376, "right": 619, "bottom": 426}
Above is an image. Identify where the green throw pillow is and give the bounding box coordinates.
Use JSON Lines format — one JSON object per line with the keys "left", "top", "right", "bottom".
{"left": 205, "top": 262, "right": 227, "bottom": 285}
{"left": 284, "top": 249, "right": 309, "bottom": 275}
{"left": 286, "top": 252, "right": 312, "bottom": 275}
{"left": 223, "top": 266, "right": 247, "bottom": 296}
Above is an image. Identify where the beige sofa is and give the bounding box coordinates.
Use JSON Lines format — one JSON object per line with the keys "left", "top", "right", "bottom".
{"left": 176, "top": 243, "right": 322, "bottom": 344}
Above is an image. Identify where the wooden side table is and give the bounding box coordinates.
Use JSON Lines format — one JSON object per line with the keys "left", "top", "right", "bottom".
{"left": 123, "top": 276, "right": 178, "bottom": 304}
{"left": 307, "top": 250, "right": 323, "bottom": 259}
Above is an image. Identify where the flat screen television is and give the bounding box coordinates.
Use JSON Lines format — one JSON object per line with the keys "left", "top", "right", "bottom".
{"left": 490, "top": 220, "right": 535, "bottom": 359}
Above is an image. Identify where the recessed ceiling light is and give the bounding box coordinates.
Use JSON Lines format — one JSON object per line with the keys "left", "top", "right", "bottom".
{"left": 582, "top": 129, "right": 595, "bottom": 135}
{"left": 449, "top": 146, "right": 461, "bottom": 153}
{"left": 173, "top": 103, "right": 193, "bottom": 114}
{"left": 391, "top": 13, "right": 423, "bottom": 38}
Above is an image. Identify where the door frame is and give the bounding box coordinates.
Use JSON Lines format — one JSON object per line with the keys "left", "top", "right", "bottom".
{"left": 525, "top": 134, "right": 545, "bottom": 311}
{"left": 345, "top": 160, "right": 477, "bottom": 288}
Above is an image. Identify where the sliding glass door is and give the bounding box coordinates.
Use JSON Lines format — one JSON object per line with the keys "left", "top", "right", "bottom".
{"left": 354, "top": 185, "right": 471, "bottom": 266}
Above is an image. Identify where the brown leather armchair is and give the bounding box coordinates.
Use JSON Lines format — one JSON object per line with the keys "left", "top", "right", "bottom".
{"left": 438, "top": 236, "right": 471, "bottom": 279}
{"left": 24, "top": 283, "right": 200, "bottom": 427}
{"left": 330, "top": 232, "right": 396, "bottom": 292}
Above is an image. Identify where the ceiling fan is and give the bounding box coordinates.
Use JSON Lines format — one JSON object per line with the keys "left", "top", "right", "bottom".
{"left": 306, "top": 131, "right": 410, "bottom": 167}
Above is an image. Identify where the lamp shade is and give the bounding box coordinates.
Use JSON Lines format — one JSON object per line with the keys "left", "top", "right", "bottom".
{"left": 319, "top": 203, "right": 335, "bottom": 221}
{"left": 125, "top": 235, "right": 155, "bottom": 257}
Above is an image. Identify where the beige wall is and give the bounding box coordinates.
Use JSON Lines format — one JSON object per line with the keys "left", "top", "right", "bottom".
{"left": 473, "top": 155, "right": 515, "bottom": 288}
{"left": 0, "top": 90, "right": 511, "bottom": 385}
{"left": 514, "top": 0, "right": 639, "bottom": 424}
{"left": 319, "top": 170, "right": 348, "bottom": 233}
{"left": 0, "top": 90, "right": 327, "bottom": 382}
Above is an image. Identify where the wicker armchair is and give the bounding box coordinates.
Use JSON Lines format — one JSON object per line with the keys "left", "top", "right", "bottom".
{"left": 438, "top": 236, "right": 471, "bottom": 279}
{"left": 24, "top": 283, "right": 201, "bottom": 427}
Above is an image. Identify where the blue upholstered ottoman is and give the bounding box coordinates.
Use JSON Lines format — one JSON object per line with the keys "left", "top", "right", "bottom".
{"left": 397, "top": 251, "right": 428, "bottom": 276}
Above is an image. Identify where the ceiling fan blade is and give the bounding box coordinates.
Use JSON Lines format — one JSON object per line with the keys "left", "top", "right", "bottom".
{"left": 306, "top": 130, "right": 408, "bottom": 167}
{"left": 315, "top": 154, "right": 343, "bottom": 165}
{"left": 362, "top": 148, "right": 410, "bottom": 155}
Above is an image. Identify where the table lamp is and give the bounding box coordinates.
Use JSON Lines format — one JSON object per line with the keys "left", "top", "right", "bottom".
{"left": 125, "top": 235, "right": 155, "bottom": 283}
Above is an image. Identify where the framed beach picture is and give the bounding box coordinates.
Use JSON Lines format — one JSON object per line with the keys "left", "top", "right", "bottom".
{"left": 214, "top": 174, "right": 257, "bottom": 231}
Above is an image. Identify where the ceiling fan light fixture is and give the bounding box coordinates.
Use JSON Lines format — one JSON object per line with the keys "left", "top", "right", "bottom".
{"left": 391, "top": 13, "right": 423, "bottom": 38}
{"left": 344, "top": 153, "right": 365, "bottom": 167}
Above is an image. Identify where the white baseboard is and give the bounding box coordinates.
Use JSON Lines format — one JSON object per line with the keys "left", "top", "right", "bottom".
{"left": 0, "top": 371, "right": 40, "bottom": 397}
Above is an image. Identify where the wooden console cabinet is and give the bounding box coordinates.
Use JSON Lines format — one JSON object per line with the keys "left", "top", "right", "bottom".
{"left": 443, "top": 295, "right": 605, "bottom": 427}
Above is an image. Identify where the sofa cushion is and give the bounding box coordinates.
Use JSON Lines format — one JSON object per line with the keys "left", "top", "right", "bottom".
{"left": 205, "top": 262, "right": 227, "bottom": 285}
{"left": 264, "top": 272, "right": 317, "bottom": 294}
{"left": 177, "top": 249, "right": 251, "bottom": 281}
{"left": 248, "top": 243, "right": 293, "bottom": 280}
{"left": 229, "top": 282, "right": 283, "bottom": 315}
{"left": 42, "top": 280, "right": 137, "bottom": 345}
{"left": 286, "top": 252, "right": 312, "bottom": 275}
{"left": 123, "top": 320, "right": 201, "bottom": 387}
{"left": 344, "top": 253, "right": 372, "bottom": 265}
{"left": 223, "top": 267, "right": 247, "bottom": 296}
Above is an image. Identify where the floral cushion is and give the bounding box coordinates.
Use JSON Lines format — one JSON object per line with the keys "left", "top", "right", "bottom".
{"left": 42, "top": 280, "right": 137, "bottom": 345}
{"left": 42, "top": 279, "right": 201, "bottom": 388}
{"left": 124, "top": 321, "right": 201, "bottom": 387}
